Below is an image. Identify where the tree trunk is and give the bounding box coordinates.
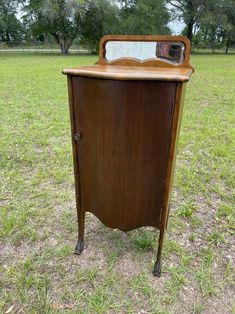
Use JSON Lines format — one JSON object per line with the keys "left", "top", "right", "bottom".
{"left": 59, "top": 38, "right": 70, "bottom": 54}
{"left": 225, "top": 34, "right": 230, "bottom": 54}
{"left": 186, "top": 20, "right": 194, "bottom": 43}
{"left": 5, "top": 30, "right": 10, "bottom": 44}
{"left": 212, "top": 43, "right": 215, "bottom": 54}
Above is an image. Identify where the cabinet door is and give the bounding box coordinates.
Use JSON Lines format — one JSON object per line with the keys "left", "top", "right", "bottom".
{"left": 72, "top": 77, "right": 176, "bottom": 231}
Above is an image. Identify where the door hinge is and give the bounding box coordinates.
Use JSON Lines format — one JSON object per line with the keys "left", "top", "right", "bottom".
{"left": 74, "top": 133, "right": 81, "bottom": 141}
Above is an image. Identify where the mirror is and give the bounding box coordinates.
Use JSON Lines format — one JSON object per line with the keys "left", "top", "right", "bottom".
{"left": 105, "top": 41, "right": 185, "bottom": 64}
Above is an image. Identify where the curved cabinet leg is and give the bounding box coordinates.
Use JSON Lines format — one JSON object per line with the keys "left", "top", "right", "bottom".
{"left": 153, "top": 228, "right": 165, "bottom": 277}
{"left": 153, "top": 257, "right": 161, "bottom": 278}
{"left": 74, "top": 210, "right": 85, "bottom": 255}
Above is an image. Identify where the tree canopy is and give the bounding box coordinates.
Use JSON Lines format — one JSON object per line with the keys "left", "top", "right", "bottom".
{"left": 119, "top": 0, "right": 170, "bottom": 35}
{"left": 0, "top": 0, "right": 234, "bottom": 54}
{"left": 0, "top": 0, "right": 24, "bottom": 45}
{"left": 81, "top": 0, "right": 120, "bottom": 52}
{"left": 169, "top": 0, "right": 205, "bottom": 42}
{"left": 23, "top": 0, "right": 84, "bottom": 54}
{"left": 169, "top": 0, "right": 235, "bottom": 50}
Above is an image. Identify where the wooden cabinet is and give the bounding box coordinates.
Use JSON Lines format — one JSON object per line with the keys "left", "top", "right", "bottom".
{"left": 63, "top": 35, "right": 194, "bottom": 276}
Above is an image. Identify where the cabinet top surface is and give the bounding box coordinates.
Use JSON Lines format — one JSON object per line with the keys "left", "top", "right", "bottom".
{"left": 62, "top": 65, "right": 193, "bottom": 82}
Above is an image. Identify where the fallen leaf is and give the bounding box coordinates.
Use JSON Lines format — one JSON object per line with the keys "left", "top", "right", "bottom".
{"left": 5, "top": 305, "right": 15, "bottom": 314}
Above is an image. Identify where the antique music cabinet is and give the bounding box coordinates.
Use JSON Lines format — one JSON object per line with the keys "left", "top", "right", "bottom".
{"left": 63, "top": 35, "right": 194, "bottom": 277}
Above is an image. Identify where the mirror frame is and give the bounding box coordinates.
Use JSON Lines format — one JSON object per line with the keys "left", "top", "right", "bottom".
{"left": 97, "top": 35, "right": 194, "bottom": 71}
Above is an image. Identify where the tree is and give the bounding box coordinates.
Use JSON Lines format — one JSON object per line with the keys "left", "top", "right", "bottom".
{"left": 169, "top": 0, "right": 205, "bottom": 42}
{"left": 0, "top": 0, "right": 24, "bottom": 45}
{"left": 194, "top": 0, "right": 235, "bottom": 53}
{"left": 119, "top": 0, "right": 171, "bottom": 35}
{"left": 81, "top": 0, "right": 119, "bottom": 52}
{"left": 23, "top": 0, "right": 84, "bottom": 54}
{"left": 199, "top": 2, "right": 228, "bottom": 52}
{"left": 222, "top": 0, "right": 235, "bottom": 53}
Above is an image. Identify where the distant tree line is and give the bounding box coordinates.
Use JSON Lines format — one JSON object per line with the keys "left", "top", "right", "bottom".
{"left": 0, "top": 0, "right": 235, "bottom": 54}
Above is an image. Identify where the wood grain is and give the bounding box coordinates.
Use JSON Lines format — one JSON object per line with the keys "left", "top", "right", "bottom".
{"left": 62, "top": 65, "right": 193, "bottom": 82}
{"left": 72, "top": 77, "right": 177, "bottom": 231}
{"left": 98, "top": 35, "right": 193, "bottom": 70}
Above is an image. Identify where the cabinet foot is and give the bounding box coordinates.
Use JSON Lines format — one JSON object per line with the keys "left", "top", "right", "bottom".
{"left": 74, "top": 240, "right": 84, "bottom": 255}
{"left": 152, "top": 258, "right": 161, "bottom": 277}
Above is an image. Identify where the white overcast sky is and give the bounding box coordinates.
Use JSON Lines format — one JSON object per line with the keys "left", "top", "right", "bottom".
{"left": 168, "top": 20, "right": 185, "bottom": 34}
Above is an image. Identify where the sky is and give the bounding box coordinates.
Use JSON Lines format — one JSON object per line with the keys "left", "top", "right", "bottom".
{"left": 168, "top": 20, "right": 185, "bottom": 35}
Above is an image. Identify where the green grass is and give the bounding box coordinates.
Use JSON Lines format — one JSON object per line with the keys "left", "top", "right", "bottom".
{"left": 0, "top": 52, "right": 234, "bottom": 313}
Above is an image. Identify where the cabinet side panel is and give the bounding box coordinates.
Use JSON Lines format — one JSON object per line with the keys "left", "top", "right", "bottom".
{"left": 72, "top": 77, "right": 176, "bottom": 231}
{"left": 162, "top": 82, "right": 186, "bottom": 229}
{"left": 67, "top": 76, "right": 81, "bottom": 214}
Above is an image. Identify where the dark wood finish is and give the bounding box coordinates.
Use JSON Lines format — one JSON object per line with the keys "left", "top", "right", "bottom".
{"left": 72, "top": 78, "right": 176, "bottom": 231}
{"left": 63, "top": 35, "right": 193, "bottom": 277}
{"left": 67, "top": 76, "right": 85, "bottom": 254}
{"left": 153, "top": 82, "right": 186, "bottom": 276}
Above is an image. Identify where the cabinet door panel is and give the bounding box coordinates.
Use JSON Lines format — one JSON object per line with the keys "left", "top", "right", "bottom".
{"left": 72, "top": 77, "right": 176, "bottom": 231}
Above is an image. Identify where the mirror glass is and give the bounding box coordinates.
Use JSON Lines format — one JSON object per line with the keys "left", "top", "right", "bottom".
{"left": 105, "top": 41, "right": 185, "bottom": 64}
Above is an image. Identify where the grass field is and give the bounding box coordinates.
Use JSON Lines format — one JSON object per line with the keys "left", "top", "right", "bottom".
{"left": 0, "top": 53, "right": 234, "bottom": 314}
